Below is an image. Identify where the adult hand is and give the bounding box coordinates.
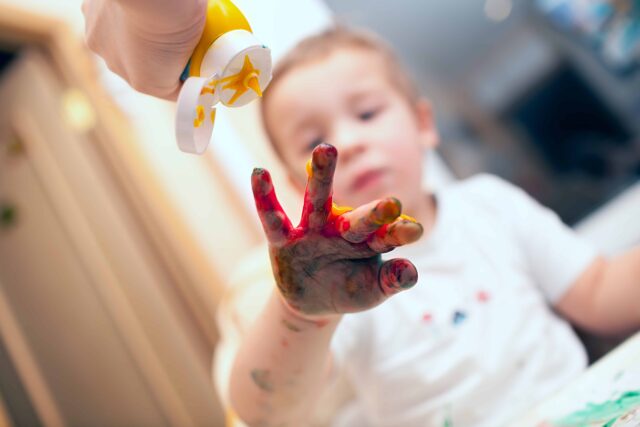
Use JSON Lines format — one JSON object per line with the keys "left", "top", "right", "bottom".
{"left": 82, "top": 0, "right": 207, "bottom": 100}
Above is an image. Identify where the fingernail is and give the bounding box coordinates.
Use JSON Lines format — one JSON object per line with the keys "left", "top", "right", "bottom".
{"left": 392, "top": 261, "right": 417, "bottom": 289}
{"left": 373, "top": 198, "right": 401, "bottom": 224}
{"left": 251, "top": 168, "right": 273, "bottom": 193}
{"left": 313, "top": 144, "right": 337, "bottom": 168}
{"left": 400, "top": 221, "right": 424, "bottom": 242}
{"left": 381, "top": 261, "right": 418, "bottom": 294}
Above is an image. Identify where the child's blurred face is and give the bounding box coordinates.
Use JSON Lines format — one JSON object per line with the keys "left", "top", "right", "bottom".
{"left": 264, "top": 48, "right": 438, "bottom": 212}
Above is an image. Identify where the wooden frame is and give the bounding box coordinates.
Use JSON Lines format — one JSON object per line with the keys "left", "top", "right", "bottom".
{"left": 0, "top": 3, "right": 221, "bottom": 354}
{"left": 0, "top": 4, "right": 227, "bottom": 425}
{"left": 0, "top": 282, "right": 63, "bottom": 427}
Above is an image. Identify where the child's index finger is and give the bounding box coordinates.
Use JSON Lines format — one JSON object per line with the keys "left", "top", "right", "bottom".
{"left": 300, "top": 143, "right": 338, "bottom": 231}
{"left": 251, "top": 168, "right": 292, "bottom": 247}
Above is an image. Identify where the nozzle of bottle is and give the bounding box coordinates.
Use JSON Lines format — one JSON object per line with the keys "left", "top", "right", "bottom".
{"left": 175, "top": 0, "right": 272, "bottom": 154}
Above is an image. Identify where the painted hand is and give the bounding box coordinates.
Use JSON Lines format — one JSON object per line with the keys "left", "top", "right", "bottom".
{"left": 251, "top": 143, "right": 423, "bottom": 320}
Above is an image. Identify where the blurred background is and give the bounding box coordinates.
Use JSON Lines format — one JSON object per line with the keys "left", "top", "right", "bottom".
{"left": 0, "top": 0, "right": 638, "bottom": 426}
{"left": 326, "top": 0, "right": 640, "bottom": 227}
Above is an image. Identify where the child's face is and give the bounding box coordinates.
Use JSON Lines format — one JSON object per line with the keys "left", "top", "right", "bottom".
{"left": 264, "top": 48, "right": 438, "bottom": 212}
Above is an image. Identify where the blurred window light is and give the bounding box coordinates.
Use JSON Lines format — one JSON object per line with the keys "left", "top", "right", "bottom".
{"left": 61, "top": 88, "right": 96, "bottom": 133}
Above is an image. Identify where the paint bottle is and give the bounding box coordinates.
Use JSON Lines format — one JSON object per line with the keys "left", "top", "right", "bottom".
{"left": 175, "top": 0, "right": 272, "bottom": 154}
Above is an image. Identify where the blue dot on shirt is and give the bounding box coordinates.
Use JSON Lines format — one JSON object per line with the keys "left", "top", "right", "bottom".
{"left": 452, "top": 310, "right": 467, "bottom": 326}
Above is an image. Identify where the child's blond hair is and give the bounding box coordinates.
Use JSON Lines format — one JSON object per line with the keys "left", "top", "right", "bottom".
{"left": 260, "top": 26, "right": 419, "bottom": 158}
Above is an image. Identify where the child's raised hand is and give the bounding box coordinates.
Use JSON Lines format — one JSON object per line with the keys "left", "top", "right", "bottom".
{"left": 251, "top": 143, "right": 423, "bottom": 320}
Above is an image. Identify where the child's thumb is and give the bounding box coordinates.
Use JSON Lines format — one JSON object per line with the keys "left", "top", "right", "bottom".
{"left": 378, "top": 259, "right": 418, "bottom": 296}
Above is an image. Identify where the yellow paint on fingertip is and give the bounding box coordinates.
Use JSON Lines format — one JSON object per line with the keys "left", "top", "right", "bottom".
{"left": 331, "top": 203, "right": 353, "bottom": 216}
{"left": 370, "top": 200, "right": 401, "bottom": 225}
{"left": 305, "top": 159, "right": 313, "bottom": 178}
{"left": 380, "top": 201, "right": 402, "bottom": 223}
{"left": 225, "top": 407, "right": 239, "bottom": 426}
{"left": 400, "top": 213, "right": 417, "bottom": 222}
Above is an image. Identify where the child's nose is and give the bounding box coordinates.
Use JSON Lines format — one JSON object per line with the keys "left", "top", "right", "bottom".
{"left": 332, "top": 124, "right": 367, "bottom": 164}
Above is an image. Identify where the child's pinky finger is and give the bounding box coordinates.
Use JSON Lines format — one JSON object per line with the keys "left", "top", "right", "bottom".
{"left": 378, "top": 259, "right": 418, "bottom": 296}
{"left": 251, "top": 168, "right": 292, "bottom": 246}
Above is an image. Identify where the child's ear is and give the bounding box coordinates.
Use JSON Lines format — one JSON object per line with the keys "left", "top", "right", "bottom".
{"left": 415, "top": 98, "right": 440, "bottom": 149}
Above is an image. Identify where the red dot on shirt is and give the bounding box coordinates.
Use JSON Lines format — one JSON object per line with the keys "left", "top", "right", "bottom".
{"left": 477, "top": 290, "right": 490, "bottom": 302}
{"left": 422, "top": 312, "right": 432, "bottom": 323}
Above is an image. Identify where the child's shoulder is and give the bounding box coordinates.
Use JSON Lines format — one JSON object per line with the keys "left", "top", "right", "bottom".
{"left": 443, "top": 173, "right": 526, "bottom": 203}
{"left": 438, "top": 173, "right": 535, "bottom": 222}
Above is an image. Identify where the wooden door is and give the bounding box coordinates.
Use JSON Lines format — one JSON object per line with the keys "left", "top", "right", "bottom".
{"left": 0, "top": 50, "right": 222, "bottom": 426}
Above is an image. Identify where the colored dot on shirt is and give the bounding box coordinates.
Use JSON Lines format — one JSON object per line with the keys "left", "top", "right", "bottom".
{"left": 422, "top": 312, "right": 433, "bottom": 323}
{"left": 452, "top": 310, "right": 467, "bottom": 325}
{"left": 476, "top": 290, "right": 490, "bottom": 302}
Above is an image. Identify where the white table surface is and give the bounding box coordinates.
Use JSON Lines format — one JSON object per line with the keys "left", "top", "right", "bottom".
{"left": 513, "top": 332, "right": 640, "bottom": 426}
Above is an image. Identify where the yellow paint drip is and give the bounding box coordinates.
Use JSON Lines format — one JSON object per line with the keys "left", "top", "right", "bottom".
{"left": 200, "top": 86, "right": 216, "bottom": 96}
{"left": 194, "top": 105, "right": 205, "bottom": 127}
{"left": 245, "top": 73, "right": 262, "bottom": 97}
{"left": 305, "top": 159, "right": 313, "bottom": 178}
{"left": 331, "top": 203, "right": 353, "bottom": 216}
{"left": 221, "top": 55, "right": 262, "bottom": 105}
{"left": 210, "top": 109, "right": 216, "bottom": 124}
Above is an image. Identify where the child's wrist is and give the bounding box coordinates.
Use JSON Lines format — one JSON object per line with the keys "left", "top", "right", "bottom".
{"left": 275, "top": 291, "right": 342, "bottom": 329}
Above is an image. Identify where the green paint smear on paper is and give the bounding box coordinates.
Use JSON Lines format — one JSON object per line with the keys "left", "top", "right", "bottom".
{"left": 554, "top": 390, "right": 640, "bottom": 426}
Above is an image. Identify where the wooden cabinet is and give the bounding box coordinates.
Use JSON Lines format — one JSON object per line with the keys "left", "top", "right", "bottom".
{"left": 0, "top": 7, "right": 225, "bottom": 427}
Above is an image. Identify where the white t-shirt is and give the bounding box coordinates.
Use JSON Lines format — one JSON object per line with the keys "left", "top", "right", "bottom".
{"left": 330, "top": 174, "right": 598, "bottom": 427}
{"left": 214, "top": 174, "right": 599, "bottom": 427}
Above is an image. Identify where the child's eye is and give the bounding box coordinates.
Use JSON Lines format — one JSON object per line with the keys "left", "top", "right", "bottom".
{"left": 306, "top": 137, "right": 323, "bottom": 152}
{"left": 359, "top": 109, "right": 378, "bottom": 121}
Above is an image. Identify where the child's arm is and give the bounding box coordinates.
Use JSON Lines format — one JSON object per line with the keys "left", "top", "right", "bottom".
{"left": 229, "top": 291, "right": 341, "bottom": 425}
{"left": 229, "top": 144, "right": 423, "bottom": 425}
{"left": 556, "top": 247, "right": 640, "bottom": 335}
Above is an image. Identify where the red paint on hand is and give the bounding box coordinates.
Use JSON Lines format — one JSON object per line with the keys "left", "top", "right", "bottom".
{"left": 251, "top": 144, "right": 423, "bottom": 319}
